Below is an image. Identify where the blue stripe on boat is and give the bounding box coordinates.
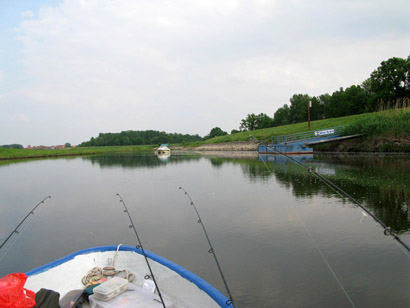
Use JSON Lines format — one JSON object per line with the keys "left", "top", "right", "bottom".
{"left": 25, "top": 245, "right": 233, "bottom": 308}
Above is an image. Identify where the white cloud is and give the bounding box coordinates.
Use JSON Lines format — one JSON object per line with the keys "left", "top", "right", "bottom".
{"left": 227, "top": 37, "right": 410, "bottom": 96}
{"left": 2, "top": 0, "right": 409, "bottom": 145}
{"left": 21, "top": 10, "right": 35, "bottom": 18}
{"left": 10, "top": 113, "right": 30, "bottom": 123}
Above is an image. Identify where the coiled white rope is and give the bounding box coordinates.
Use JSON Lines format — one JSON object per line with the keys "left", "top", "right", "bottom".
{"left": 81, "top": 244, "right": 135, "bottom": 287}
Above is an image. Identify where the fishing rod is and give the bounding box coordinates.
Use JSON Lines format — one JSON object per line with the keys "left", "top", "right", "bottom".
{"left": 264, "top": 144, "right": 410, "bottom": 254}
{"left": 0, "top": 196, "right": 51, "bottom": 252}
{"left": 179, "top": 187, "right": 236, "bottom": 308}
{"left": 116, "top": 193, "right": 166, "bottom": 308}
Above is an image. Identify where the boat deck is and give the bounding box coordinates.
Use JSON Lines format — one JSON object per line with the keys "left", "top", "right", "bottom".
{"left": 26, "top": 247, "right": 223, "bottom": 308}
{"left": 87, "top": 282, "right": 174, "bottom": 308}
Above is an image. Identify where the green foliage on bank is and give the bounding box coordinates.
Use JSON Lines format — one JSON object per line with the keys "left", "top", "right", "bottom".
{"left": 0, "top": 145, "right": 154, "bottom": 160}
{"left": 200, "top": 108, "right": 410, "bottom": 145}
{"left": 343, "top": 107, "right": 410, "bottom": 137}
{"left": 0, "top": 144, "right": 24, "bottom": 149}
{"left": 80, "top": 130, "right": 202, "bottom": 147}
{"left": 238, "top": 56, "right": 410, "bottom": 132}
{"left": 201, "top": 113, "right": 364, "bottom": 144}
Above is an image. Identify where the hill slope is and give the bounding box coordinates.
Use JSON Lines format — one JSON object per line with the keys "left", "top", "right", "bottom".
{"left": 198, "top": 108, "right": 410, "bottom": 152}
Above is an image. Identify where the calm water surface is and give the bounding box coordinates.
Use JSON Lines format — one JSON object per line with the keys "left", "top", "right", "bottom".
{"left": 1, "top": 152, "right": 410, "bottom": 307}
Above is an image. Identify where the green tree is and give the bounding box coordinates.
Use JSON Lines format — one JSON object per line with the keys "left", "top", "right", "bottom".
{"left": 309, "top": 96, "right": 324, "bottom": 120}
{"left": 273, "top": 104, "right": 290, "bottom": 126}
{"left": 324, "top": 85, "right": 370, "bottom": 118}
{"left": 240, "top": 113, "right": 258, "bottom": 130}
{"left": 0, "top": 144, "right": 23, "bottom": 149}
{"left": 255, "top": 113, "right": 273, "bottom": 129}
{"left": 240, "top": 113, "right": 273, "bottom": 130}
{"left": 324, "top": 88, "right": 345, "bottom": 118}
{"left": 289, "top": 94, "right": 311, "bottom": 123}
{"left": 363, "top": 56, "right": 410, "bottom": 110}
{"left": 64, "top": 143, "right": 71, "bottom": 148}
{"left": 343, "top": 85, "right": 367, "bottom": 115}
{"left": 204, "top": 127, "right": 228, "bottom": 139}
{"left": 79, "top": 130, "right": 202, "bottom": 146}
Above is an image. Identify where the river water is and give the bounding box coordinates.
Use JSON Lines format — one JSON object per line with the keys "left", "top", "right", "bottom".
{"left": 0, "top": 152, "right": 409, "bottom": 307}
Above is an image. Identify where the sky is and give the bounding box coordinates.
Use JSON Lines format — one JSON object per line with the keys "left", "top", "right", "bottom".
{"left": 1, "top": 0, "right": 409, "bottom": 146}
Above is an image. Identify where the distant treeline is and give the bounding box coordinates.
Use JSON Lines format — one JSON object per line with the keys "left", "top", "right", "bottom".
{"left": 0, "top": 144, "right": 24, "bottom": 149}
{"left": 79, "top": 130, "right": 202, "bottom": 147}
{"left": 239, "top": 56, "right": 410, "bottom": 131}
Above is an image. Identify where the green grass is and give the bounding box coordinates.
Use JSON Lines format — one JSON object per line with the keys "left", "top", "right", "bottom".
{"left": 0, "top": 145, "right": 155, "bottom": 160}
{"left": 198, "top": 108, "right": 410, "bottom": 144}
{"left": 198, "top": 113, "right": 365, "bottom": 144}
{"left": 343, "top": 107, "right": 410, "bottom": 137}
{"left": 3, "top": 108, "right": 410, "bottom": 159}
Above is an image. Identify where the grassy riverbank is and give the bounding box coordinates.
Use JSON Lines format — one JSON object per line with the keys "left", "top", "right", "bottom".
{"left": 203, "top": 108, "right": 410, "bottom": 144}
{"left": 0, "top": 145, "right": 154, "bottom": 160}
{"left": 199, "top": 108, "right": 410, "bottom": 152}
{"left": 2, "top": 108, "right": 409, "bottom": 160}
{"left": 316, "top": 108, "right": 410, "bottom": 152}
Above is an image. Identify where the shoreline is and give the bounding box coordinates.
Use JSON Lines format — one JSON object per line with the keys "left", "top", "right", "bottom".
{"left": 1, "top": 137, "right": 409, "bottom": 161}
{"left": 0, "top": 152, "right": 100, "bottom": 161}
{"left": 191, "top": 140, "right": 259, "bottom": 152}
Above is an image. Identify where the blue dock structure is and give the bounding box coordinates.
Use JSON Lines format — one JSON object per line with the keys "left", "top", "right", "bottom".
{"left": 258, "top": 126, "right": 361, "bottom": 154}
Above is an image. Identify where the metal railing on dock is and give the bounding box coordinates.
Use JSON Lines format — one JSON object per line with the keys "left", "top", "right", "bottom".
{"left": 270, "top": 125, "right": 348, "bottom": 145}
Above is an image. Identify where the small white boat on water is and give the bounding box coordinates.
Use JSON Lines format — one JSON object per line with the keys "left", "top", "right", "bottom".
{"left": 24, "top": 245, "right": 233, "bottom": 308}
{"left": 156, "top": 144, "right": 171, "bottom": 154}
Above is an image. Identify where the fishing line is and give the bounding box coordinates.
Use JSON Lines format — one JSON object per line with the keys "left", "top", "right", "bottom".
{"left": 260, "top": 156, "right": 357, "bottom": 307}
{"left": 264, "top": 145, "right": 410, "bottom": 255}
{"left": 116, "top": 193, "right": 166, "bottom": 308}
{"left": 0, "top": 196, "right": 51, "bottom": 253}
{"left": 287, "top": 199, "right": 357, "bottom": 308}
{"left": 179, "top": 187, "right": 236, "bottom": 308}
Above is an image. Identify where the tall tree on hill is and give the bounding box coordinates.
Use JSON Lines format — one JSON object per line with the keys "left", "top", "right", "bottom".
{"left": 240, "top": 113, "right": 258, "bottom": 130}
{"left": 273, "top": 104, "right": 290, "bottom": 126}
{"left": 343, "top": 85, "right": 367, "bottom": 115}
{"left": 240, "top": 113, "right": 273, "bottom": 130}
{"left": 204, "top": 127, "right": 228, "bottom": 139}
{"left": 309, "top": 96, "right": 324, "bottom": 121}
{"left": 289, "top": 94, "right": 311, "bottom": 123}
{"left": 363, "top": 56, "right": 410, "bottom": 110}
{"left": 324, "top": 86, "right": 367, "bottom": 118}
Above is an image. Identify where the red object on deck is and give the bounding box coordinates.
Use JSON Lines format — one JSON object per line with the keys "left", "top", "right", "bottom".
{"left": 0, "top": 273, "right": 36, "bottom": 308}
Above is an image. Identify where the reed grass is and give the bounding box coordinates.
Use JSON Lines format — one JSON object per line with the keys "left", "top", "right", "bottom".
{"left": 343, "top": 107, "right": 410, "bottom": 137}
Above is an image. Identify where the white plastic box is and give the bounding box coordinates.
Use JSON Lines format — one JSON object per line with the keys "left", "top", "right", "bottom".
{"left": 89, "top": 283, "right": 174, "bottom": 308}
{"left": 93, "top": 277, "right": 129, "bottom": 301}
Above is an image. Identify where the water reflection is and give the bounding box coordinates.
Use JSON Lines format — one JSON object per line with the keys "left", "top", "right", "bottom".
{"left": 21, "top": 152, "right": 409, "bottom": 235}
{"left": 1, "top": 152, "right": 410, "bottom": 307}
{"left": 255, "top": 154, "right": 410, "bottom": 234}
{"left": 107, "top": 152, "right": 410, "bottom": 235}
{"left": 156, "top": 152, "right": 171, "bottom": 162}
{"left": 83, "top": 151, "right": 201, "bottom": 169}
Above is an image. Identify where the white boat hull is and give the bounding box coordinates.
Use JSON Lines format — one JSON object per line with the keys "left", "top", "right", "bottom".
{"left": 25, "top": 245, "right": 232, "bottom": 308}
